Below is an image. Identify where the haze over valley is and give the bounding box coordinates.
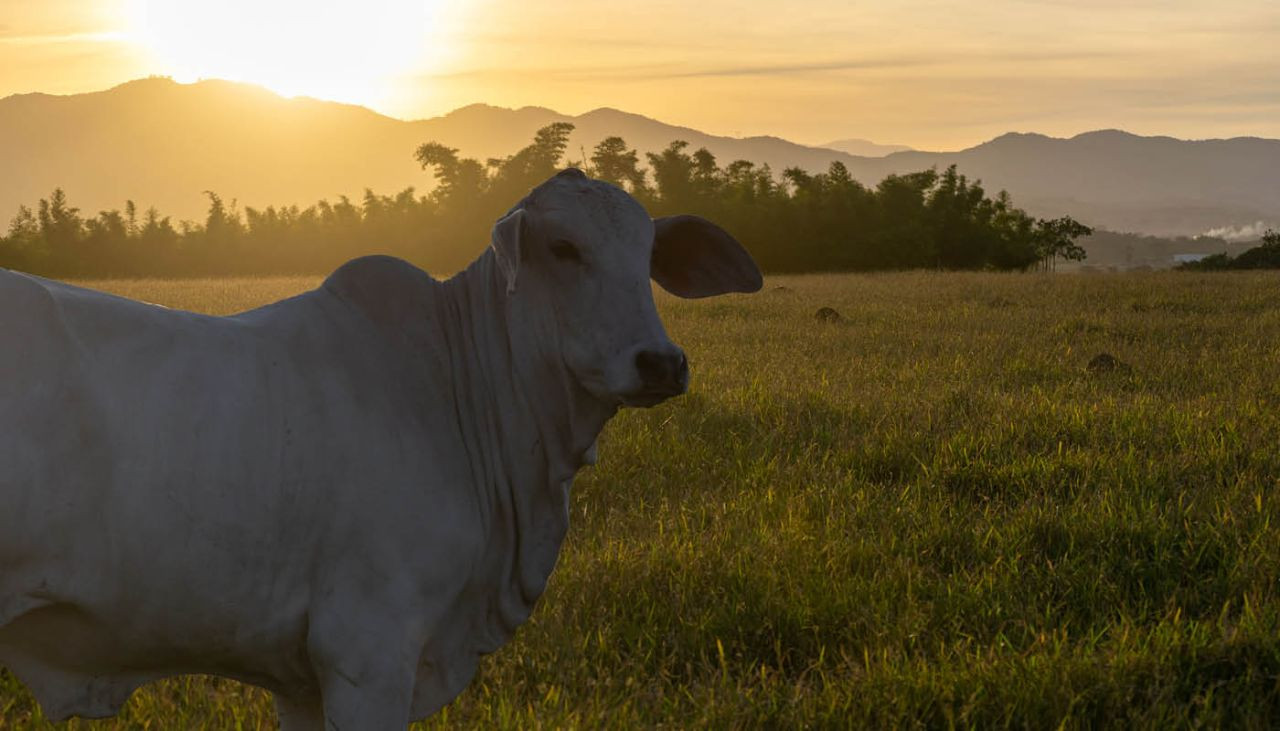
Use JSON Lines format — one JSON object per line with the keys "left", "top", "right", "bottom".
{"left": 3, "top": 78, "right": 1276, "bottom": 241}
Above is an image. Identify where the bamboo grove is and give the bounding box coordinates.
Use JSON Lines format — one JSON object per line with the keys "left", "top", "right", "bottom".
{"left": 0, "top": 123, "right": 1090, "bottom": 278}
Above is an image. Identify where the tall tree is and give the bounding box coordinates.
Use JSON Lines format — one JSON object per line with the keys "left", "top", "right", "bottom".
{"left": 414, "top": 143, "right": 487, "bottom": 206}
{"left": 487, "top": 122, "right": 576, "bottom": 199}
{"left": 0, "top": 205, "right": 42, "bottom": 271}
{"left": 590, "top": 136, "right": 646, "bottom": 192}
{"left": 646, "top": 141, "right": 696, "bottom": 213}
{"left": 1036, "top": 216, "right": 1093, "bottom": 271}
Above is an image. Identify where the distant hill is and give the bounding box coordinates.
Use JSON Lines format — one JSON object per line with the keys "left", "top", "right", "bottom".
{"left": 0, "top": 79, "right": 422, "bottom": 225}
{"left": 1, "top": 78, "right": 1276, "bottom": 236}
{"left": 0, "top": 79, "right": 890, "bottom": 224}
{"left": 866, "top": 131, "right": 1280, "bottom": 236}
{"left": 819, "top": 138, "right": 912, "bottom": 157}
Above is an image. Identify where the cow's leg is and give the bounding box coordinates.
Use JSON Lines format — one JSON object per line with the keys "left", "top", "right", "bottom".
{"left": 274, "top": 693, "right": 323, "bottom": 731}
{"left": 309, "top": 612, "right": 420, "bottom": 731}
{"left": 315, "top": 650, "right": 417, "bottom": 731}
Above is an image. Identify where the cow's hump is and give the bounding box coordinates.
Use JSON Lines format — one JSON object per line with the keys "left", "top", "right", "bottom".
{"left": 322, "top": 255, "right": 437, "bottom": 333}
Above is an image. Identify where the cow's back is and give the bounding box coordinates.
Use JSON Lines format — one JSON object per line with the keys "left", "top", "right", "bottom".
{"left": 0, "top": 270, "right": 102, "bottom": 565}
{"left": 0, "top": 271, "right": 279, "bottom": 555}
{"left": 0, "top": 267, "right": 482, "bottom": 719}
{"left": 0, "top": 271, "right": 163, "bottom": 717}
{"left": 0, "top": 272, "right": 360, "bottom": 714}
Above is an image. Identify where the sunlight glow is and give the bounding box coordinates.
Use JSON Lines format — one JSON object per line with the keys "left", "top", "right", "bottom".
{"left": 125, "top": 0, "right": 448, "bottom": 110}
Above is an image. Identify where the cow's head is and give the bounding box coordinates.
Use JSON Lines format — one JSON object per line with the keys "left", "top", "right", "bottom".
{"left": 491, "top": 168, "right": 762, "bottom": 408}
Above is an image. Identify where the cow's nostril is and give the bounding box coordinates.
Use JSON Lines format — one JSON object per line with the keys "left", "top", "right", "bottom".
{"left": 635, "top": 349, "right": 666, "bottom": 386}
{"left": 635, "top": 348, "right": 686, "bottom": 391}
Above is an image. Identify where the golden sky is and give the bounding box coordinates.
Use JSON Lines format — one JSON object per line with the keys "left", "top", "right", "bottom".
{"left": 3, "top": 0, "right": 1279, "bottom": 150}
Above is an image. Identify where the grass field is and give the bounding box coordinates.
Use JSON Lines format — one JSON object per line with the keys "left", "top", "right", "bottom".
{"left": 5, "top": 271, "right": 1280, "bottom": 729}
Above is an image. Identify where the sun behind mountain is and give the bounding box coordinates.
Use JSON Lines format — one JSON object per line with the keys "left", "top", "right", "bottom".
{"left": 124, "top": 0, "right": 454, "bottom": 111}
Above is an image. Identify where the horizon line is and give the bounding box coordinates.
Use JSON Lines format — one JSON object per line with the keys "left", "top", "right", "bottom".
{"left": 3, "top": 75, "right": 1279, "bottom": 153}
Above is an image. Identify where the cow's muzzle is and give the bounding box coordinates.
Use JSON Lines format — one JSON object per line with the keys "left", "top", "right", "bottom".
{"left": 622, "top": 346, "right": 689, "bottom": 407}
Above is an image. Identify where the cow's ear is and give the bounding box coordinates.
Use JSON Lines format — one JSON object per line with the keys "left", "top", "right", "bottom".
{"left": 490, "top": 208, "right": 524, "bottom": 294}
{"left": 651, "top": 215, "right": 763, "bottom": 299}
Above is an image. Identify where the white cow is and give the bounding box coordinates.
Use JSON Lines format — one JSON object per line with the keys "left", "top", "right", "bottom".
{"left": 0, "top": 169, "right": 762, "bottom": 729}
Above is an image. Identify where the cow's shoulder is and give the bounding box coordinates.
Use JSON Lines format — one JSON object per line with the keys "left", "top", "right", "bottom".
{"left": 322, "top": 256, "right": 437, "bottom": 331}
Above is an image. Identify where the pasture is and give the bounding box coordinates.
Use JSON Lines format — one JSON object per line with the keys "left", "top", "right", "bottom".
{"left": 4, "top": 270, "right": 1280, "bottom": 728}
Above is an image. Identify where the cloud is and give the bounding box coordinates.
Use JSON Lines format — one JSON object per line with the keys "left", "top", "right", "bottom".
{"left": 461, "top": 31, "right": 681, "bottom": 53}
{"left": 1202, "top": 221, "right": 1276, "bottom": 242}
{"left": 653, "top": 49, "right": 1126, "bottom": 79}
{"left": 414, "top": 59, "right": 914, "bottom": 85}
{"left": 632, "top": 58, "right": 933, "bottom": 79}
{"left": 424, "top": 48, "right": 1123, "bottom": 86}
{"left": 0, "top": 30, "right": 125, "bottom": 45}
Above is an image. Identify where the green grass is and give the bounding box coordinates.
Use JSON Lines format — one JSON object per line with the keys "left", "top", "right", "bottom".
{"left": 6, "top": 271, "right": 1280, "bottom": 729}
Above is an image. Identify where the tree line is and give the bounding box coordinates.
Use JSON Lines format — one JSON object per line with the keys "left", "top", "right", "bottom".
{"left": 0, "top": 123, "right": 1090, "bottom": 278}
{"left": 1179, "top": 230, "right": 1280, "bottom": 270}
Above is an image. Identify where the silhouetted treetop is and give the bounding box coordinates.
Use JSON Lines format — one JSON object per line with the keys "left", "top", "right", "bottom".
{"left": 2, "top": 124, "right": 1091, "bottom": 277}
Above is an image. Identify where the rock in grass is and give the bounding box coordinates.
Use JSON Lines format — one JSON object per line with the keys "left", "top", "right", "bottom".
{"left": 1087, "top": 352, "right": 1131, "bottom": 374}
{"left": 815, "top": 306, "right": 843, "bottom": 323}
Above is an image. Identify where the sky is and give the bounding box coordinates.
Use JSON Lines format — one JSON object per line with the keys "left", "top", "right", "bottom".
{"left": 2, "top": 0, "right": 1279, "bottom": 150}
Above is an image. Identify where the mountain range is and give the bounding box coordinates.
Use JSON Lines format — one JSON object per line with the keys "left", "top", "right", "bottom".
{"left": 820, "top": 138, "right": 913, "bottom": 157}
{"left": 2, "top": 77, "right": 1276, "bottom": 237}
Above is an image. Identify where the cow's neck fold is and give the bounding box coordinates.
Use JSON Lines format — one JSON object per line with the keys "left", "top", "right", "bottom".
{"left": 439, "top": 250, "right": 614, "bottom": 647}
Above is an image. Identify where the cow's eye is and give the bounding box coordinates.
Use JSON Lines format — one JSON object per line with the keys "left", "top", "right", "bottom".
{"left": 550, "top": 239, "right": 583, "bottom": 264}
